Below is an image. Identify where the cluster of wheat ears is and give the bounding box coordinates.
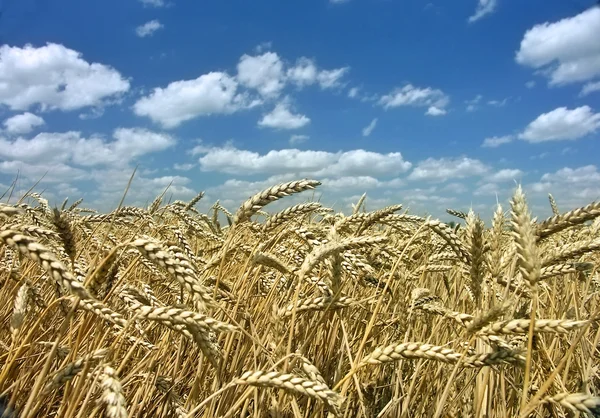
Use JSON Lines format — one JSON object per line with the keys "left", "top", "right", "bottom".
{"left": 0, "top": 179, "right": 599, "bottom": 417}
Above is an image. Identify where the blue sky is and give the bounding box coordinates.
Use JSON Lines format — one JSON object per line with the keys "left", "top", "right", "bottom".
{"left": 1, "top": 0, "right": 599, "bottom": 220}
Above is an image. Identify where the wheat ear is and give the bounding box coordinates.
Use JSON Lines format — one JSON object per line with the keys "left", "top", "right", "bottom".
{"left": 234, "top": 179, "right": 321, "bottom": 224}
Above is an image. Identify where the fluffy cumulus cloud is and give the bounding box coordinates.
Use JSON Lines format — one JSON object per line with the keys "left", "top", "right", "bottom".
{"left": 468, "top": 0, "right": 497, "bottom": 23}
{"left": 95, "top": 170, "right": 171, "bottom": 198}
{"left": 89, "top": 170, "right": 196, "bottom": 210}
{"left": 488, "top": 98, "right": 508, "bottom": 107}
{"left": 200, "top": 174, "right": 405, "bottom": 217}
{"left": 0, "top": 160, "right": 89, "bottom": 185}
{"left": 133, "top": 50, "right": 349, "bottom": 128}
{"left": 237, "top": 52, "right": 286, "bottom": 98}
{"left": 135, "top": 20, "right": 164, "bottom": 38}
{"left": 378, "top": 84, "right": 449, "bottom": 115}
{"left": 403, "top": 187, "right": 457, "bottom": 206}
{"left": 236, "top": 52, "right": 349, "bottom": 97}
{"left": 258, "top": 101, "right": 310, "bottom": 130}
{"left": 408, "top": 157, "right": 489, "bottom": 181}
{"left": 580, "top": 81, "right": 600, "bottom": 96}
{"left": 286, "top": 57, "right": 319, "bottom": 88}
{"left": 320, "top": 176, "right": 390, "bottom": 190}
{"left": 482, "top": 135, "right": 514, "bottom": 148}
{"left": 362, "top": 118, "right": 378, "bottom": 137}
{"left": 173, "top": 163, "right": 195, "bottom": 171}
{"left": 426, "top": 106, "right": 446, "bottom": 116}
{"left": 108, "top": 128, "right": 176, "bottom": 163}
{"left": 519, "top": 106, "right": 600, "bottom": 142}
{"left": 473, "top": 182, "right": 503, "bottom": 196}
{"left": 540, "top": 165, "right": 600, "bottom": 185}
{"left": 529, "top": 165, "right": 600, "bottom": 205}
{"left": 139, "top": 0, "right": 166, "bottom": 7}
{"left": 133, "top": 72, "right": 257, "bottom": 128}
{"left": 0, "top": 43, "right": 130, "bottom": 111}
{"left": 289, "top": 134, "right": 309, "bottom": 145}
{"left": 317, "top": 67, "right": 350, "bottom": 89}
{"left": 286, "top": 57, "right": 349, "bottom": 89}
{"left": 0, "top": 128, "right": 175, "bottom": 174}
{"left": 2, "top": 112, "right": 45, "bottom": 134}
{"left": 0, "top": 127, "right": 186, "bottom": 210}
{"left": 132, "top": 48, "right": 350, "bottom": 128}
{"left": 194, "top": 144, "right": 412, "bottom": 177}
{"left": 516, "top": 7, "right": 600, "bottom": 85}
{"left": 348, "top": 87, "right": 360, "bottom": 98}
{"left": 484, "top": 168, "right": 523, "bottom": 183}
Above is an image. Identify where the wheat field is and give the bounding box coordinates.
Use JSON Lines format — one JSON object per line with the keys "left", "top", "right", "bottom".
{"left": 0, "top": 179, "right": 599, "bottom": 417}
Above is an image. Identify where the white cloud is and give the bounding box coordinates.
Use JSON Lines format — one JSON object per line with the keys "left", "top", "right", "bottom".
{"left": 286, "top": 57, "right": 349, "bottom": 90}
{"left": 530, "top": 152, "right": 549, "bottom": 160}
{"left": 0, "top": 43, "right": 130, "bottom": 111}
{"left": 133, "top": 72, "right": 257, "bottom": 128}
{"left": 330, "top": 0, "right": 350, "bottom": 3}
{"left": 0, "top": 128, "right": 175, "bottom": 169}
{"left": 317, "top": 67, "right": 349, "bottom": 89}
{"left": 426, "top": 106, "right": 446, "bottom": 116}
{"left": 445, "top": 182, "right": 468, "bottom": 194}
{"left": 541, "top": 165, "right": 600, "bottom": 185}
{"left": 204, "top": 175, "right": 298, "bottom": 203}
{"left": 348, "top": 87, "right": 360, "bottom": 98}
{"left": 408, "top": 157, "right": 489, "bottom": 181}
{"left": 516, "top": 7, "right": 600, "bottom": 85}
{"left": 0, "top": 128, "right": 186, "bottom": 211}
{"left": 518, "top": 106, "right": 600, "bottom": 142}
{"left": 362, "top": 118, "right": 378, "bottom": 136}
{"left": 197, "top": 147, "right": 329, "bottom": 175}
{"left": 106, "top": 128, "right": 176, "bottom": 164}
{"left": 139, "top": 0, "right": 166, "bottom": 7}
{"left": 254, "top": 42, "right": 273, "bottom": 53}
{"left": 0, "top": 132, "right": 80, "bottom": 165}
{"left": 465, "top": 94, "right": 483, "bottom": 112}
{"left": 580, "top": 81, "right": 600, "bottom": 96}
{"left": 133, "top": 51, "right": 348, "bottom": 128}
{"left": 487, "top": 98, "right": 508, "bottom": 107}
{"left": 188, "top": 140, "right": 223, "bottom": 156}
{"left": 468, "top": 0, "right": 497, "bottom": 23}
{"left": 237, "top": 52, "right": 285, "bottom": 98}
{"left": 258, "top": 101, "right": 310, "bottom": 130}
{"left": 321, "top": 176, "right": 384, "bottom": 190}
{"left": 194, "top": 145, "right": 412, "bottom": 177}
{"left": 528, "top": 165, "right": 600, "bottom": 205}
{"left": 474, "top": 182, "right": 503, "bottom": 196}
{"left": 404, "top": 190, "right": 457, "bottom": 206}
{"left": 0, "top": 130, "right": 195, "bottom": 211}
{"left": 287, "top": 57, "right": 318, "bottom": 88}
{"left": 320, "top": 176, "right": 403, "bottom": 191}
{"left": 200, "top": 174, "right": 404, "bottom": 218}
{"left": 56, "top": 182, "right": 81, "bottom": 197}
{"left": 2, "top": 112, "right": 45, "bottom": 134}
{"left": 379, "top": 84, "right": 449, "bottom": 114}
{"left": 89, "top": 170, "right": 196, "bottom": 211}
{"left": 78, "top": 107, "right": 104, "bottom": 120}
{"left": 173, "top": 163, "right": 195, "bottom": 171}
{"left": 525, "top": 81, "right": 536, "bottom": 89}
{"left": 321, "top": 150, "right": 412, "bottom": 177}
{"left": 0, "top": 160, "right": 89, "bottom": 184}
{"left": 289, "top": 134, "right": 309, "bottom": 145}
{"left": 485, "top": 168, "right": 523, "bottom": 183}
{"left": 135, "top": 20, "right": 164, "bottom": 38}
{"left": 482, "top": 135, "right": 514, "bottom": 148}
